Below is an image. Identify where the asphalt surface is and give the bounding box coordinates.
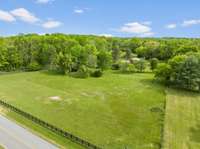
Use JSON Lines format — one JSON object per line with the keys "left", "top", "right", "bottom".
{"left": 0, "top": 115, "right": 59, "bottom": 149}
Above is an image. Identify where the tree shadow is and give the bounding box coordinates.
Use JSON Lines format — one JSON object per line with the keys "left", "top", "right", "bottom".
{"left": 111, "top": 70, "right": 135, "bottom": 75}
{"left": 40, "top": 70, "right": 64, "bottom": 76}
{"left": 112, "top": 70, "right": 152, "bottom": 75}
{"left": 167, "top": 87, "right": 200, "bottom": 98}
{"left": 190, "top": 124, "right": 200, "bottom": 143}
{"left": 40, "top": 70, "right": 90, "bottom": 79}
{"left": 139, "top": 77, "right": 165, "bottom": 89}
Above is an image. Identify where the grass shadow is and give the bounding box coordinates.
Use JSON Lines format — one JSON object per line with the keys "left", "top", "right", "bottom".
{"left": 139, "top": 77, "right": 165, "bottom": 89}
{"left": 0, "top": 71, "right": 23, "bottom": 76}
{"left": 40, "top": 70, "right": 65, "bottom": 76}
{"left": 167, "top": 87, "right": 200, "bottom": 98}
{"left": 112, "top": 70, "right": 152, "bottom": 75}
{"left": 190, "top": 124, "right": 200, "bottom": 143}
{"left": 40, "top": 70, "right": 90, "bottom": 80}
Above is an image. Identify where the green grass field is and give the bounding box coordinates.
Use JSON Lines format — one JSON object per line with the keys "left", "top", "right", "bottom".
{"left": 163, "top": 89, "right": 200, "bottom": 149}
{"left": 0, "top": 71, "right": 165, "bottom": 149}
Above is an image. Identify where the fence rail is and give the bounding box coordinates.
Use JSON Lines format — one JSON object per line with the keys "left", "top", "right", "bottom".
{"left": 0, "top": 100, "right": 102, "bottom": 149}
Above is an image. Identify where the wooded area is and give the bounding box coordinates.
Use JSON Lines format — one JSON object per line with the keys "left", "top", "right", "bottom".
{"left": 0, "top": 34, "right": 200, "bottom": 91}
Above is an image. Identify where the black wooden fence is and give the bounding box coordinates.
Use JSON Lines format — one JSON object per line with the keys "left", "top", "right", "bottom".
{"left": 0, "top": 100, "right": 102, "bottom": 149}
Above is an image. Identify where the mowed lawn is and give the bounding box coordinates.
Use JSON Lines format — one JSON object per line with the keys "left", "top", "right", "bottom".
{"left": 163, "top": 89, "right": 200, "bottom": 149}
{"left": 0, "top": 71, "right": 165, "bottom": 149}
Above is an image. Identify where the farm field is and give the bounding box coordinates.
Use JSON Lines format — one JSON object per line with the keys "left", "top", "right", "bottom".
{"left": 0, "top": 71, "right": 165, "bottom": 149}
{"left": 1, "top": 1, "right": 200, "bottom": 149}
{"left": 163, "top": 89, "right": 200, "bottom": 149}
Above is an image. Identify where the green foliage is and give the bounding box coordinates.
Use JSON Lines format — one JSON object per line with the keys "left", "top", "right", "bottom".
{"left": 168, "top": 55, "right": 187, "bottom": 69}
{"left": 71, "top": 65, "right": 90, "bottom": 78}
{"left": 0, "top": 46, "right": 9, "bottom": 71}
{"left": 55, "top": 52, "right": 73, "bottom": 74}
{"left": 26, "top": 61, "right": 42, "bottom": 71}
{"left": 97, "top": 50, "right": 112, "bottom": 70}
{"left": 136, "top": 41, "right": 160, "bottom": 59}
{"left": 119, "top": 61, "right": 136, "bottom": 73}
{"left": 150, "top": 58, "right": 159, "bottom": 71}
{"left": 6, "top": 46, "right": 23, "bottom": 71}
{"left": 1, "top": 34, "right": 200, "bottom": 81}
{"left": 90, "top": 69, "right": 103, "bottom": 77}
{"left": 111, "top": 38, "right": 121, "bottom": 63}
{"left": 135, "top": 46, "right": 147, "bottom": 58}
{"left": 155, "top": 53, "right": 200, "bottom": 91}
{"left": 111, "top": 63, "right": 120, "bottom": 70}
{"left": 176, "top": 45, "right": 198, "bottom": 55}
{"left": 155, "top": 63, "right": 172, "bottom": 82}
{"left": 135, "top": 41, "right": 174, "bottom": 60}
{"left": 128, "top": 38, "right": 143, "bottom": 52}
{"left": 134, "top": 59, "right": 147, "bottom": 72}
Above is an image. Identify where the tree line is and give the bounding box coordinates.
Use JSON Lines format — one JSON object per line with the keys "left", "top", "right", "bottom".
{"left": 0, "top": 33, "right": 200, "bottom": 91}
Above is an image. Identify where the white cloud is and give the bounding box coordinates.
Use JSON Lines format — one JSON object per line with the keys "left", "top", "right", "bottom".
{"left": 142, "top": 21, "right": 152, "bottom": 25}
{"left": 42, "top": 20, "right": 62, "bottom": 29}
{"left": 182, "top": 19, "right": 200, "bottom": 27}
{"left": 0, "top": 10, "right": 15, "bottom": 22}
{"left": 120, "top": 22, "right": 151, "bottom": 34}
{"left": 0, "top": 8, "right": 63, "bottom": 29}
{"left": 166, "top": 24, "right": 177, "bottom": 29}
{"left": 140, "top": 32, "right": 155, "bottom": 37}
{"left": 74, "top": 9, "right": 84, "bottom": 14}
{"left": 10, "top": 8, "right": 39, "bottom": 24}
{"left": 36, "top": 0, "right": 54, "bottom": 4}
{"left": 37, "top": 32, "right": 46, "bottom": 35}
{"left": 98, "top": 34, "right": 113, "bottom": 37}
{"left": 73, "top": 7, "right": 91, "bottom": 14}
{"left": 119, "top": 22, "right": 154, "bottom": 36}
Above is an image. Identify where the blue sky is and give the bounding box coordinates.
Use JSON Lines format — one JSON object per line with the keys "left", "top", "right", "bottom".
{"left": 1, "top": 0, "right": 200, "bottom": 37}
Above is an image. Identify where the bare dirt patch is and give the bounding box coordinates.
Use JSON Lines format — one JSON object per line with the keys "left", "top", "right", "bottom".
{"left": 49, "top": 96, "right": 61, "bottom": 101}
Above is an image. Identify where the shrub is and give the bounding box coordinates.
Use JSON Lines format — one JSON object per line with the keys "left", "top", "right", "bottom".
{"left": 150, "top": 58, "right": 159, "bottom": 71}
{"left": 128, "top": 64, "right": 136, "bottom": 72}
{"left": 71, "top": 65, "right": 90, "bottom": 78}
{"left": 90, "top": 69, "right": 103, "bottom": 77}
{"left": 112, "top": 63, "right": 120, "bottom": 70}
{"left": 54, "top": 52, "right": 73, "bottom": 74}
{"left": 134, "top": 59, "right": 147, "bottom": 72}
{"left": 26, "top": 62, "right": 41, "bottom": 71}
{"left": 155, "top": 63, "right": 172, "bottom": 83}
{"left": 119, "top": 61, "right": 135, "bottom": 73}
{"left": 155, "top": 53, "right": 200, "bottom": 92}
{"left": 97, "top": 50, "right": 112, "bottom": 70}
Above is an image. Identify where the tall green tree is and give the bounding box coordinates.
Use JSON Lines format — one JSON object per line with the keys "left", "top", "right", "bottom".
{"left": 97, "top": 50, "right": 112, "bottom": 70}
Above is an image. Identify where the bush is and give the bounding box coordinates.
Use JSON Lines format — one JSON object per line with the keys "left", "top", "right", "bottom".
{"left": 134, "top": 59, "right": 147, "bottom": 72}
{"left": 90, "top": 69, "right": 103, "bottom": 77}
{"left": 155, "top": 63, "right": 172, "bottom": 83}
{"left": 70, "top": 65, "right": 89, "bottom": 78}
{"left": 97, "top": 50, "right": 112, "bottom": 70}
{"left": 155, "top": 53, "right": 200, "bottom": 92}
{"left": 150, "top": 58, "right": 159, "bottom": 71}
{"left": 26, "top": 62, "right": 41, "bottom": 71}
{"left": 128, "top": 64, "right": 136, "bottom": 72}
{"left": 112, "top": 63, "right": 120, "bottom": 70}
{"left": 119, "top": 61, "right": 135, "bottom": 73}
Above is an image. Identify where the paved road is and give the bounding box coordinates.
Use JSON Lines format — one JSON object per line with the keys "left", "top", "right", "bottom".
{"left": 0, "top": 115, "right": 59, "bottom": 149}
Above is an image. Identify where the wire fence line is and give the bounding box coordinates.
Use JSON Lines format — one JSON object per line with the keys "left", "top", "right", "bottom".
{"left": 0, "top": 100, "right": 102, "bottom": 149}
